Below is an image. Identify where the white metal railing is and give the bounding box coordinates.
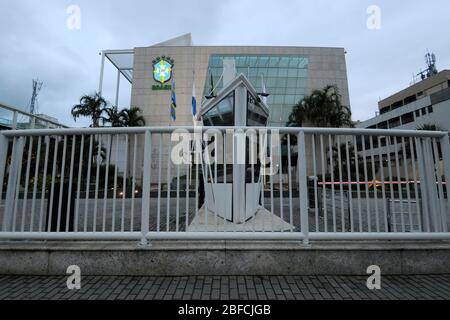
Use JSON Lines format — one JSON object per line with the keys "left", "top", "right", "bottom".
{"left": 0, "top": 127, "right": 449, "bottom": 244}
{"left": 0, "top": 103, "right": 67, "bottom": 130}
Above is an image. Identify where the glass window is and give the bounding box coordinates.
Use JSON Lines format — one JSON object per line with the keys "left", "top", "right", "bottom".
{"left": 278, "top": 68, "right": 288, "bottom": 77}
{"left": 203, "top": 92, "right": 235, "bottom": 126}
{"left": 288, "top": 69, "right": 298, "bottom": 78}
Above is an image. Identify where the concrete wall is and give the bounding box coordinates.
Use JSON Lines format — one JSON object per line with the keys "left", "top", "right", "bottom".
{"left": 1, "top": 241, "right": 449, "bottom": 276}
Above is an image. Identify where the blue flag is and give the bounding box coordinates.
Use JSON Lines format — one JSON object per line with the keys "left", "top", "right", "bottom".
{"left": 192, "top": 78, "right": 197, "bottom": 117}
{"left": 170, "top": 79, "right": 176, "bottom": 121}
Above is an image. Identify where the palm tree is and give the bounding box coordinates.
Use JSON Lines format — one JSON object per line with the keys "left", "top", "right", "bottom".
{"left": 103, "top": 106, "right": 125, "bottom": 128}
{"left": 288, "top": 85, "right": 353, "bottom": 128}
{"left": 71, "top": 93, "right": 108, "bottom": 127}
{"left": 121, "top": 107, "right": 146, "bottom": 127}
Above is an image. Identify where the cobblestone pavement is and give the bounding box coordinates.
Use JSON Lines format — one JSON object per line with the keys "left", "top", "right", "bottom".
{"left": 0, "top": 275, "right": 449, "bottom": 300}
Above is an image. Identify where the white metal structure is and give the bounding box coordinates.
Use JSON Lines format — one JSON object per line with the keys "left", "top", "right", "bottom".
{"left": 0, "top": 103, "right": 66, "bottom": 130}
{"left": 0, "top": 126, "right": 449, "bottom": 245}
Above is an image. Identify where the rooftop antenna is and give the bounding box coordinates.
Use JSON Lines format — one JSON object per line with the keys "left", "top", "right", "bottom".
{"left": 30, "top": 79, "right": 43, "bottom": 115}
{"left": 415, "top": 51, "right": 438, "bottom": 82}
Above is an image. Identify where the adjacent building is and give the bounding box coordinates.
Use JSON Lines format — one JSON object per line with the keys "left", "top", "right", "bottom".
{"left": 357, "top": 70, "right": 450, "bottom": 132}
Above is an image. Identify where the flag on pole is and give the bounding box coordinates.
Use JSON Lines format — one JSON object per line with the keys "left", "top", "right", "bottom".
{"left": 192, "top": 74, "right": 197, "bottom": 117}
{"left": 170, "top": 78, "right": 177, "bottom": 121}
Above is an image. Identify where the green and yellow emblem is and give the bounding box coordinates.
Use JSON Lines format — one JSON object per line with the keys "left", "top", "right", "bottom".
{"left": 152, "top": 56, "right": 174, "bottom": 84}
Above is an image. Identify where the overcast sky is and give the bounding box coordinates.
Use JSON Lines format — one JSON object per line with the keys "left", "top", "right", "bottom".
{"left": 1, "top": 0, "right": 449, "bottom": 127}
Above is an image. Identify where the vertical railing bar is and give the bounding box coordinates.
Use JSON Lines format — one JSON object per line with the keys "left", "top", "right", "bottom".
{"left": 112, "top": 134, "right": 119, "bottom": 232}
{"left": 415, "top": 137, "right": 430, "bottom": 232}
{"left": 65, "top": 135, "right": 76, "bottom": 232}
{"left": 185, "top": 157, "right": 190, "bottom": 233}
{"left": 328, "top": 135, "right": 336, "bottom": 232}
{"left": 353, "top": 136, "right": 362, "bottom": 232}
{"left": 432, "top": 138, "right": 446, "bottom": 231}
{"left": 439, "top": 133, "right": 450, "bottom": 232}
{"left": 46, "top": 137, "right": 59, "bottom": 232}
{"left": 320, "top": 135, "right": 327, "bottom": 233}
{"left": 369, "top": 136, "right": 380, "bottom": 233}
{"left": 74, "top": 135, "right": 84, "bottom": 233}
{"left": 260, "top": 131, "right": 266, "bottom": 232}
{"left": 361, "top": 136, "right": 371, "bottom": 232}
{"left": 337, "top": 135, "right": 345, "bottom": 232}
{"left": 157, "top": 134, "right": 163, "bottom": 233}
{"left": 30, "top": 136, "right": 42, "bottom": 232}
{"left": 121, "top": 134, "right": 128, "bottom": 232}
{"left": 393, "top": 138, "right": 405, "bottom": 233}
{"left": 130, "top": 134, "right": 138, "bottom": 232}
{"left": 270, "top": 132, "right": 274, "bottom": 233}
{"left": 176, "top": 158, "right": 181, "bottom": 232}
{"left": 39, "top": 136, "right": 50, "bottom": 232}
{"left": 56, "top": 136, "right": 67, "bottom": 232}
{"left": 223, "top": 132, "right": 228, "bottom": 228}
{"left": 345, "top": 137, "right": 354, "bottom": 232}
{"left": 166, "top": 139, "right": 172, "bottom": 232}
{"left": 312, "top": 134, "right": 319, "bottom": 232}
{"left": 402, "top": 137, "right": 413, "bottom": 231}
{"left": 287, "top": 134, "right": 294, "bottom": 233}
{"left": 93, "top": 135, "right": 102, "bottom": 232}
{"left": 141, "top": 131, "right": 152, "bottom": 245}
{"left": 279, "top": 133, "right": 284, "bottom": 233}
{"left": 386, "top": 137, "right": 396, "bottom": 232}
{"left": 298, "top": 131, "right": 309, "bottom": 245}
{"left": 424, "top": 138, "right": 439, "bottom": 232}
{"left": 21, "top": 136, "right": 33, "bottom": 232}
{"left": 377, "top": 136, "right": 388, "bottom": 233}
{"left": 214, "top": 135, "right": 218, "bottom": 232}
{"left": 409, "top": 137, "right": 422, "bottom": 232}
{"left": 252, "top": 133, "right": 256, "bottom": 232}
{"left": 102, "top": 135, "right": 111, "bottom": 232}
{"left": 83, "top": 135, "right": 93, "bottom": 233}
{"left": 4, "top": 137, "right": 26, "bottom": 232}
{"left": 194, "top": 133, "right": 200, "bottom": 231}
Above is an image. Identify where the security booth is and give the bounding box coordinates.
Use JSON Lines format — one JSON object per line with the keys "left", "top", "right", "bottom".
{"left": 197, "top": 73, "right": 269, "bottom": 224}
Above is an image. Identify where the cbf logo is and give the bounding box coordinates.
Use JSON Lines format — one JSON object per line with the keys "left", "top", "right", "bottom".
{"left": 153, "top": 56, "right": 174, "bottom": 84}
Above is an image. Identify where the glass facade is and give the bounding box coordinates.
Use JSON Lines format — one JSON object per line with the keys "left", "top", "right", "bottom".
{"left": 203, "top": 55, "right": 309, "bottom": 126}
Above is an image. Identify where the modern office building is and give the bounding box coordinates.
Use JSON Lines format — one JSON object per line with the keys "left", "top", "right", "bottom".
{"left": 100, "top": 33, "right": 351, "bottom": 128}
{"left": 357, "top": 70, "right": 450, "bottom": 132}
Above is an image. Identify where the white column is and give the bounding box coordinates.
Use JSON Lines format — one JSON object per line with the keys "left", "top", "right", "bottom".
{"left": 98, "top": 52, "right": 106, "bottom": 95}
{"left": 115, "top": 70, "right": 121, "bottom": 107}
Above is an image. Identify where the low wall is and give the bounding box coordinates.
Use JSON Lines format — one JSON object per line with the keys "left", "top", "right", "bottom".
{"left": 0, "top": 241, "right": 449, "bottom": 276}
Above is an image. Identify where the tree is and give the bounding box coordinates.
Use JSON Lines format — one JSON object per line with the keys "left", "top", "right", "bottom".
{"left": 71, "top": 93, "right": 108, "bottom": 127}
{"left": 121, "top": 107, "right": 146, "bottom": 127}
{"left": 103, "top": 106, "right": 125, "bottom": 128}
{"left": 288, "top": 85, "right": 353, "bottom": 128}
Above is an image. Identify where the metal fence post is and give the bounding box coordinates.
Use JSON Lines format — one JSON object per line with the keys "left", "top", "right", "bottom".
{"left": 440, "top": 133, "right": 450, "bottom": 232}
{"left": 3, "top": 137, "right": 24, "bottom": 232}
{"left": 140, "top": 131, "right": 152, "bottom": 246}
{"left": 298, "top": 131, "right": 309, "bottom": 245}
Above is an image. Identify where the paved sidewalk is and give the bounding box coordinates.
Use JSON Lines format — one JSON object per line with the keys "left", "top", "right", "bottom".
{"left": 0, "top": 275, "right": 449, "bottom": 300}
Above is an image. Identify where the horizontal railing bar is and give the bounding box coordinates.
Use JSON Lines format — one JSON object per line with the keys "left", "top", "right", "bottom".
{"left": 1, "top": 126, "right": 447, "bottom": 138}
{"left": 1, "top": 232, "right": 450, "bottom": 241}
{"left": 309, "top": 233, "right": 450, "bottom": 240}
